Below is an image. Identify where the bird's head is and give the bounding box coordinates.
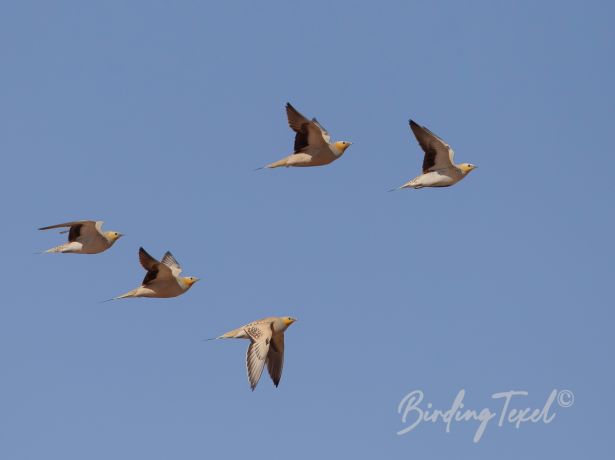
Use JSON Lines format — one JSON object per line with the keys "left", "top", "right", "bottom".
{"left": 333, "top": 141, "right": 352, "bottom": 155}
{"left": 181, "top": 276, "right": 200, "bottom": 288}
{"left": 282, "top": 316, "right": 297, "bottom": 330}
{"left": 105, "top": 231, "right": 124, "bottom": 244}
{"left": 458, "top": 163, "right": 477, "bottom": 174}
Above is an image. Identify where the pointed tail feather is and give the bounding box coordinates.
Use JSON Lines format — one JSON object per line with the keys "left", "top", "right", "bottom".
{"left": 390, "top": 181, "right": 416, "bottom": 192}
{"left": 42, "top": 241, "right": 82, "bottom": 254}
{"left": 265, "top": 157, "right": 289, "bottom": 169}
{"left": 202, "top": 327, "right": 246, "bottom": 342}
{"left": 101, "top": 289, "right": 138, "bottom": 302}
{"left": 216, "top": 327, "right": 246, "bottom": 339}
{"left": 43, "top": 244, "right": 68, "bottom": 254}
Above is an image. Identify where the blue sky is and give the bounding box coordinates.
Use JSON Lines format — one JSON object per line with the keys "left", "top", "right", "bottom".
{"left": 1, "top": 1, "right": 613, "bottom": 458}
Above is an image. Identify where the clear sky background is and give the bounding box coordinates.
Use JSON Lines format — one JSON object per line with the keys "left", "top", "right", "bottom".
{"left": 1, "top": 1, "right": 613, "bottom": 458}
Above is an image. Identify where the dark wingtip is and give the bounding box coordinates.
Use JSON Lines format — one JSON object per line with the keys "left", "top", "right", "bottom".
{"left": 409, "top": 119, "right": 417, "bottom": 127}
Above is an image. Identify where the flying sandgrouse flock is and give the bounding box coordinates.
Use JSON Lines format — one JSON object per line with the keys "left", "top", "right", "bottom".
{"left": 39, "top": 103, "right": 476, "bottom": 390}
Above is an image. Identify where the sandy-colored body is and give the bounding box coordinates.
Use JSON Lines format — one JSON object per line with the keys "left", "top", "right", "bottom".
{"left": 112, "top": 247, "right": 199, "bottom": 300}
{"left": 401, "top": 167, "right": 466, "bottom": 189}
{"left": 263, "top": 103, "right": 351, "bottom": 169}
{"left": 116, "top": 279, "right": 190, "bottom": 299}
{"left": 395, "top": 120, "right": 477, "bottom": 190}
{"left": 39, "top": 220, "right": 122, "bottom": 254}
{"left": 267, "top": 148, "right": 342, "bottom": 168}
{"left": 217, "top": 316, "right": 296, "bottom": 390}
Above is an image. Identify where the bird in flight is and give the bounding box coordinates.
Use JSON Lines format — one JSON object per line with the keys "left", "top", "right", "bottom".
{"left": 259, "top": 103, "right": 352, "bottom": 169}
{"left": 392, "top": 120, "right": 477, "bottom": 190}
{"left": 215, "top": 316, "right": 297, "bottom": 390}
{"left": 38, "top": 220, "right": 123, "bottom": 254}
{"left": 110, "top": 247, "right": 199, "bottom": 300}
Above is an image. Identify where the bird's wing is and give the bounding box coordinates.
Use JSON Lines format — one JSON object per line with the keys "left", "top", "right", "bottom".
{"left": 266, "top": 333, "right": 285, "bottom": 387}
{"left": 66, "top": 221, "right": 102, "bottom": 242}
{"left": 138, "top": 247, "right": 159, "bottom": 271}
{"left": 74, "top": 220, "right": 105, "bottom": 241}
{"left": 161, "top": 251, "right": 182, "bottom": 277}
{"left": 286, "top": 102, "right": 312, "bottom": 132}
{"left": 138, "top": 247, "right": 173, "bottom": 285}
{"left": 94, "top": 220, "right": 105, "bottom": 234}
{"left": 311, "top": 117, "right": 331, "bottom": 144}
{"left": 39, "top": 220, "right": 95, "bottom": 231}
{"left": 409, "top": 120, "right": 455, "bottom": 173}
{"left": 39, "top": 220, "right": 101, "bottom": 242}
{"left": 286, "top": 103, "right": 329, "bottom": 153}
{"left": 244, "top": 322, "right": 273, "bottom": 391}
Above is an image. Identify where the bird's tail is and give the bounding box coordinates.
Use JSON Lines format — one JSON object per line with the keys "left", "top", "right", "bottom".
{"left": 43, "top": 244, "right": 69, "bottom": 254}
{"left": 102, "top": 289, "right": 139, "bottom": 303}
{"left": 264, "top": 157, "right": 289, "bottom": 169}
{"left": 201, "top": 326, "right": 247, "bottom": 342}
{"left": 41, "top": 241, "right": 82, "bottom": 254}
{"left": 217, "top": 327, "right": 245, "bottom": 339}
{"left": 391, "top": 180, "right": 419, "bottom": 191}
{"left": 201, "top": 334, "right": 227, "bottom": 342}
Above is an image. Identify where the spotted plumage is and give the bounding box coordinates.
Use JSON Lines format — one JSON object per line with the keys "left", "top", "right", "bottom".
{"left": 215, "top": 316, "right": 296, "bottom": 390}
